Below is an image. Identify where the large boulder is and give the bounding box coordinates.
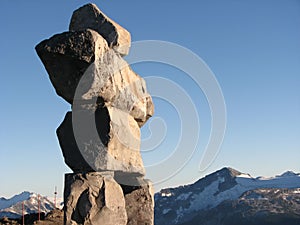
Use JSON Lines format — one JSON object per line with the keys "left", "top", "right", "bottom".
{"left": 75, "top": 55, "right": 154, "bottom": 127}
{"left": 57, "top": 107, "right": 145, "bottom": 176}
{"left": 69, "top": 3, "right": 131, "bottom": 56}
{"left": 64, "top": 172, "right": 127, "bottom": 225}
{"left": 35, "top": 29, "right": 153, "bottom": 127}
{"left": 35, "top": 29, "right": 108, "bottom": 104}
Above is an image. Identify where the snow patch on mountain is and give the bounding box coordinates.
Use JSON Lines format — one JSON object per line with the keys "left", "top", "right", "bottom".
{"left": 237, "top": 173, "right": 253, "bottom": 179}
{"left": 237, "top": 172, "right": 300, "bottom": 189}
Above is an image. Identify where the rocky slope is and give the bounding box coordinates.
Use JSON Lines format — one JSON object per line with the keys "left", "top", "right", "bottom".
{"left": 179, "top": 188, "right": 300, "bottom": 225}
{"left": 0, "top": 209, "right": 63, "bottom": 225}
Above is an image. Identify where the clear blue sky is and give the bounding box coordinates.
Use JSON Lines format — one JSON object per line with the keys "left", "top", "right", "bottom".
{"left": 1, "top": 0, "right": 299, "bottom": 199}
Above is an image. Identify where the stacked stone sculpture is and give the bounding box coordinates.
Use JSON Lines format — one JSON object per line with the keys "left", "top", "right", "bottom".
{"left": 35, "top": 3, "right": 154, "bottom": 225}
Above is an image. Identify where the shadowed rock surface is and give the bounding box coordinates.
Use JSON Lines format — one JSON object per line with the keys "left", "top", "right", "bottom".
{"left": 35, "top": 29, "right": 107, "bottom": 104}
{"left": 69, "top": 3, "right": 131, "bottom": 56}
{"left": 122, "top": 180, "right": 154, "bottom": 225}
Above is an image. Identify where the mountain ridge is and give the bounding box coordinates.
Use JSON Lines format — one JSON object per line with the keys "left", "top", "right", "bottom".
{"left": 0, "top": 192, "right": 31, "bottom": 210}
{"left": 0, "top": 192, "right": 56, "bottom": 219}
{"left": 155, "top": 167, "right": 300, "bottom": 225}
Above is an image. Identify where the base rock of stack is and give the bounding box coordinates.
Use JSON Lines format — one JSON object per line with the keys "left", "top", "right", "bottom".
{"left": 64, "top": 172, "right": 127, "bottom": 225}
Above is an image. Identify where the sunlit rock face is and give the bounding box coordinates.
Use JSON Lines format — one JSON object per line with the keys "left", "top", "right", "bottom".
{"left": 57, "top": 109, "right": 144, "bottom": 176}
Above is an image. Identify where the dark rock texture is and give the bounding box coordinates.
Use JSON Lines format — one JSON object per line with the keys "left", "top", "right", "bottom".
{"left": 69, "top": 3, "right": 131, "bottom": 56}
{"left": 122, "top": 180, "right": 154, "bottom": 225}
{"left": 35, "top": 29, "right": 108, "bottom": 104}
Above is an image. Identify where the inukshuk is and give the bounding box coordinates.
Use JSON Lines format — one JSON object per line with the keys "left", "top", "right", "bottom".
{"left": 35, "top": 3, "right": 154, "bottom": 225}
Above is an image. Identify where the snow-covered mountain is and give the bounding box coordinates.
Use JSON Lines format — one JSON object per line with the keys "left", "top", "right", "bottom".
{"left": 155, "top": 167, "right": 300, "bottom": 225}
{"left": 0, "top": 192, "right": 56, "bottom": 219}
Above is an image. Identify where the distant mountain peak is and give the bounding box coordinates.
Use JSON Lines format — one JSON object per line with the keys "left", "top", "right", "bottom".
{"left": 155, "top": 167, "right": 300, "bottom": 225}
{"left": 217, "top": 167, "right": 242, "bottom": 177}
{"left": 278, "top": 171, "right": 299, "bottom": 177}
{"left": 0, "top": 191, "right": 32, "bottom": 211}
{"left": 13, "top": 191, "right": 32, "bottom": 199}
{"left": 0, "top": 192, "right": 56, "bottom": 219}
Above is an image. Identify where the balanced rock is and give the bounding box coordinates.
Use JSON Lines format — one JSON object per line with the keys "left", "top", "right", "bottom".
{"left": 57, "top": 107, "right": 145, "bottom": 176}
{"left": 64, "top": 172, "right": 127, "bottom": 225}
{"left": 35, "top": 29, "right": 153, "bottom": 127}
{"left": 69, "top": 3, "right": 131, "bottom": 56}
{"left": 35, "top": 29, "right": 108, "bottom": 104}
{"left": 75, "top": 55, "right": 154, "bottom": 127}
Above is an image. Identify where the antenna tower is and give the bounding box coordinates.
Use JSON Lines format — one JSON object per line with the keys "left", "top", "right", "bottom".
{"left": 54, "top": 186, "right": 58, "bottom": 208}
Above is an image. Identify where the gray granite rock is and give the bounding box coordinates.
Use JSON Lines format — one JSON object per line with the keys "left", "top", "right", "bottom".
{"left": 57, "top": 108, "right": 145, "bottom": 176}
{"left": 74, "top": 55, "right": 154, "bottom": 127}
{"left": 64, "top": 172, "right": 127, "bottom": 225}
{"left": 35, "top": 29, "right": 108, "bottom": 104}
{"left": 69, "top": 3, "right": 131, "bottom": 56}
